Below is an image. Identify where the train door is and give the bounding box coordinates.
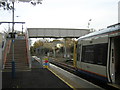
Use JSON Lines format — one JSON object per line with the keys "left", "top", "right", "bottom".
{"left": 110, "top": 36, "right": 120, "bottom": 85}
{"left": 114, "top": 36, "right": 120, "bottom": 85}
{"left": 110, "top": 38, "right": 115, "bottom": 83}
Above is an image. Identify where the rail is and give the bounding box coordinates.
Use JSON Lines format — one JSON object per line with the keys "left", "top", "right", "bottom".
{"left": 3, "top": 39, "right": 11, "bottom": 69}
{"left": 32, "top": 56, "right": 41, "bottom": 63}
{"left": 25, "top": 30, "right": 31, "bottom": 68}
{"left": 50, "top": 59, "right": 76, "bottom": 70}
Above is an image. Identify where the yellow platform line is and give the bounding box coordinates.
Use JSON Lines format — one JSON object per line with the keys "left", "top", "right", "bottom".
{"left": 47, "top": 67, "right": 75, "bottom": 89}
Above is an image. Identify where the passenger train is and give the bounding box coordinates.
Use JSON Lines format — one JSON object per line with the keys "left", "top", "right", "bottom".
{"left": 76, "top": 23, "right": 120, "bottom": 86}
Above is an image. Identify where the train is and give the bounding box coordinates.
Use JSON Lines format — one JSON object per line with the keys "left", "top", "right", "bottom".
{"left": 76, "top": 23, "right": 120, "bottom": 87}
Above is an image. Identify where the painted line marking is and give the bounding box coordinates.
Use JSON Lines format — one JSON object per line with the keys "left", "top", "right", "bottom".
{"left": 47, "top": 67, "right": 75, "bottom": 89}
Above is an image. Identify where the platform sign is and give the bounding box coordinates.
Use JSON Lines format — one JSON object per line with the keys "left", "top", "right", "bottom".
{"left": 43, "top": 57, "right": 49, "bottom": 68}
{"left": 44, "top": 57, "right": 48, "bottom": 61}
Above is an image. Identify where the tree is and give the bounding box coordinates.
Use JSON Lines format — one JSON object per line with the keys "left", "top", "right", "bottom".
{"left": 0, "top": 2, "right": 13, "bottom": 10}
{"left": 70, "top": 45, "right": 74, "bottom": 53}
{"left": 33, "top": 40, "right": 43, "bottom": 48}
{"left": 30, "top": 46, "right": 35, "bottom": 55}
{"left": 59, "top": 47, "right": 64, "bottom": 53}
{"left": 0, "top": 0, "right": 43, "bottom": 33}
{"left": 0, "top": 0, "right": 43, "bottom": 10}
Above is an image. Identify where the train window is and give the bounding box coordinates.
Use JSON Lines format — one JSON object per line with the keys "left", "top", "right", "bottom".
{"left": 95, "top": 44, "right": 108, "bottom": 66}
{"left": 81, "top": 45, "right": 94, "bottom": 63}
{"left": 81, "top": 43, "right": 108, "bottom": 66}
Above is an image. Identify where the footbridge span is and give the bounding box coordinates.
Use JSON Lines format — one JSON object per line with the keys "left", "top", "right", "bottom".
{"left": 27, "top": 28, "right": 90, "bottom": 38}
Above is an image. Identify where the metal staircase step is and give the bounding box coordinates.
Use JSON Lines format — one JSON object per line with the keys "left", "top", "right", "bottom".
{"left": 4, "top": 39, "right": 29, "bottom": 72}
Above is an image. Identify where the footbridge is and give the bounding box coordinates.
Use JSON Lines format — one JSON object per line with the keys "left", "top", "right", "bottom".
{"left": 27, "top": 28, "right": 90, "bottom": 38}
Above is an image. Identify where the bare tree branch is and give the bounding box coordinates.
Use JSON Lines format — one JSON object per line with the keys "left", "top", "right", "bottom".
{"left": 0, "top": 0, "right": 43, "bottom": 10}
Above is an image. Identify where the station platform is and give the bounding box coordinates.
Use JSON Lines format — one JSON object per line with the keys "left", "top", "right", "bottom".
{"left": 48, "top": 63, "right": 103, "bottom": 89}
{"left": 2, "top": 59, "right": 72, "bottom": 89}
{"left": 2, "top": 57, "right": 104, "bottom": 89}
{"left": 2, "top": 68, "right": 71, "bottom": 88}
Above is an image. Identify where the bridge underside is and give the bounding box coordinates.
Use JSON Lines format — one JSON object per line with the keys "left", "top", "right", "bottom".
{"left": 27, "top": 28, "right": 90, "bottom": 38}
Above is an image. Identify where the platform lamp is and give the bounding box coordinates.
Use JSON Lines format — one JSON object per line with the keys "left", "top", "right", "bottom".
{"left": 88, "top": 19, "right": 92, "bottom": 29}
{"left": 11, "top": 2, "right": 25, "bottom": 78}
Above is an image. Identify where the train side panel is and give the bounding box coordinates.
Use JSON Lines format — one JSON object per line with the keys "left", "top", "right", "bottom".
{"left": 80, "top": 62, "right": 107, "bottom": 81}
{"left": 77, "top": 33, "right": 109, "bottom": 82}
{"left": 77, "top": 24, "right": 120, "bottom": 88}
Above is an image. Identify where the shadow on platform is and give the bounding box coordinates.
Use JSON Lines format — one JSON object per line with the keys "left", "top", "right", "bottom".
{"left": 2, "top": 59, "right": 72, "bottom": 89}
{"left": 2, "top": 68, "right": 72, "bottom": 89}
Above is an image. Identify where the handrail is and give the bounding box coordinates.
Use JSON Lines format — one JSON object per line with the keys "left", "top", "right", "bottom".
{"left": 32, "top": 56, "right": 43, "bottom": 67}
{"left": 3, "top": 39, "right": 12, "bottom": 69}
{"left": 25, "top": 30, "right": 31, "bottom": 68}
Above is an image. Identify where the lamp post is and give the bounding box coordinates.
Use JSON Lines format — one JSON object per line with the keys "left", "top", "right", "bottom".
{"left": 11, "top": 1, "right": 15, "bottom": 79}
{"left": 12, "top": 2, "right": 14, "bottom": 33}
{"left": 88, "top": 19, "right": 92, "bottom": 28}
{"left": 22, "top": 24, "right": 24, "bottom": 34}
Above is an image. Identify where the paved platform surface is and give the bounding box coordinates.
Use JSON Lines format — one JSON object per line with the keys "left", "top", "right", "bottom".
{"left": 49, "top": 63, "right": 103, "bottom": 89}
{"left": 2, "top": 60, "right": 71, "bottom": 89}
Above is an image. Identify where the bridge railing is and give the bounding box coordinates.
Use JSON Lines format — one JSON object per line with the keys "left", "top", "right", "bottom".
{"left": 2, "top": 39, "right": 12, "bottom": 69}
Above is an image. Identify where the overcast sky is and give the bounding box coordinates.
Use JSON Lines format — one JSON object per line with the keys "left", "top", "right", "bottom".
{"left": 0, "top": 0, "right": 119, "bottom": 33}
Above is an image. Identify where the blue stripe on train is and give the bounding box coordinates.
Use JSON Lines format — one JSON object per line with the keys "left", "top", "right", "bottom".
{"left": 77, "top": 69, "right": 108, "bottom": 82}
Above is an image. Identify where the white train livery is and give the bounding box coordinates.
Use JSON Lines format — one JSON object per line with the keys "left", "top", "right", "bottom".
{"left": 76, "top": 23, "right": 120, "bottom": 86}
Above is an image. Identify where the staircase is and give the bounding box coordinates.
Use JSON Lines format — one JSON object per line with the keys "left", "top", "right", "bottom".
{"left": 3, "top": 39, "right": 30, "bottom": 72}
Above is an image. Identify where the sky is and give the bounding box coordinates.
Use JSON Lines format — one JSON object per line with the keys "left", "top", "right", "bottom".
{"left": 0, "top": 0, "right": 119, "bottom": 33}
